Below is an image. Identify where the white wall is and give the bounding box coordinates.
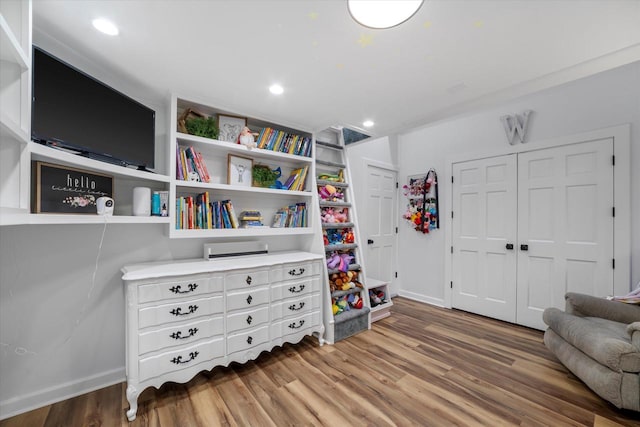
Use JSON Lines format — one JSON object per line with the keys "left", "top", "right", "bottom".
{"left": 345, "top": 136, "right": 399, "bottom": 295}
{"left": 397, "top": 61, "right": 640, "bottom": 305}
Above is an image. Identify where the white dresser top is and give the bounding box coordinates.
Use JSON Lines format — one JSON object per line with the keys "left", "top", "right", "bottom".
{"left": 122, "top": 251, "right": 323, "bottom": 281}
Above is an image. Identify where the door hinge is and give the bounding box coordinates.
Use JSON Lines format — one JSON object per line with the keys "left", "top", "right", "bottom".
{"left": 451, "top": 176, "right": 454, "bottom": 183}
{"left": 612, "top": 155, "right": 615, "bottom": 166}
{"left": 451, "top": 246, "right": 453, "bottom": 254}
{"left": 613, "top": 259, "right": 615, "bottom": 269}
{"left": 395, "top": 227, "right": 398, "bottom": 233}
{"left": 451, "top": 211, "right": 454, "bottom": 219}
{"left": 450, "top": 281, "right": 453, "bottom": 289}
{"left": 395, "top": 272, "right": 398, "bottom": 278}
{"left": 612, "top": 207, "right": 615, "bottom": 217}
{"left": 396, "top": 182, "right": 399, "bottom": 189}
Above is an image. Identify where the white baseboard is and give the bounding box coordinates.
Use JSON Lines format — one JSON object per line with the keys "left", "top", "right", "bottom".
{"left": 397, "top": 290, "right": 445, "bottom": 308}
{"left": 0, "top": 367, "right": 125, "bottom": 420}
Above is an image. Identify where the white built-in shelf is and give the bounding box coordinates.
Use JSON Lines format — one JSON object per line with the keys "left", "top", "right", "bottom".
{"left": 30, "top": 143, "right": 170, "bottom": 183}
{"left": 0, "top": 13, "right": 29, "bottom": 69}
{"left": 177, "top": 132, "right": 313, "bottom": 166}
{"left": 174, "top": 180, "right": 313, "bottom": 198}
{"left": 0, "top": 209, "right": 171, "bottom": 226}
{"left": 0, "top": 112, "right": 29, "bottom": 144}
{"left": 170, "top": 226, "right": 314, "bottom": 239}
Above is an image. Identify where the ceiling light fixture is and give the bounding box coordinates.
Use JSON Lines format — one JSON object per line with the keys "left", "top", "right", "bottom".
{"left": 269, "top": 84, "right": 284, "bottom": 95}
{"left": 92, "top": 18, "right": 119, "bottom": 36}
{"left": 348, "top": 0, "right": 424, "bottom": 29}
{"left": 363, "top": 120, "right": 374, "bottom": 127}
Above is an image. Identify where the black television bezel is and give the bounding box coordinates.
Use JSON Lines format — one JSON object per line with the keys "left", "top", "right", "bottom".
{"left": 31, "top": 46, "right": 156, "bottom": 170}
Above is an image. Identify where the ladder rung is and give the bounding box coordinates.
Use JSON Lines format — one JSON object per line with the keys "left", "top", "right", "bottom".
{"left": 324, "top": 243, "right": 358, "bottom": 251}
{"left": 320, "top": 201, "right": 351, "bottom": 208}
{"left": 322, "top": 222, "right": 354, "bottom": 229}
{"left": 316, "top": 140, "right": 344, "bottom": 150}
{"left": 316, "top": 159, "right": 346, "bottom": 168}
{"left": 317, "top": 180, "right": 348, "bottom": 188}
{"left": 327, "top": 263, "right": 361, "bottom": 275}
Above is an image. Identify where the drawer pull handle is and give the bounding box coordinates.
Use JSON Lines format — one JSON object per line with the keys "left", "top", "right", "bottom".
{"left": 170, "top": 351, "right": 199, "bottom": 365}
{"left": 288, "top": 268, "right": 305, "bottom": 276}
{"left": 288, "top": 284, "right": 305, "bottom": 293}
{"left": 170, "top": 305, "right": 198, "bottom": 317}
{"left": 169, "top": 283, "right": 198, "bottom": 294}
{"left": 289, "top": 302, "right": 305, "bottom": 311}
{"left": 170, "top": 327, "right": 199, "bottom": 340}
{"left": 246, "top": 295, "right": 253, "bottom": 305}
{"left": 247, "top": 336, "right": 253, "bottom": 345}
{"left": 246, "top": 275, "right": 252, "bottom": 285}
{"left": 288, "top": 320, "right": 305, "bottom": 329}
{"left": 247, "top": 315, "right": 253, "bottom": 324}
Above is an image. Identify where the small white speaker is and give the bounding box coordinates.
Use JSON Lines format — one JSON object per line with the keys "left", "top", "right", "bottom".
{"left": 133, "top": 187, "right": 151, "bottom": 216}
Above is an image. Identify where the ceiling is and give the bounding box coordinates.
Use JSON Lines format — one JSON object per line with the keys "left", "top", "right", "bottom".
{"left": 32, "top": 0, "right": 640, "bottom": 138}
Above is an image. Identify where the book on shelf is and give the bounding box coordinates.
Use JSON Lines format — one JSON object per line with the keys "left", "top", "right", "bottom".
{"left": 284, "top": 165, "right": 309, "bottom": 191}
{"left": 255, "top": 127, "right": 312, "bottom": 157}
{"left": 272, "top": 202, "right": 307, "bottom": 228}
{"left": 175, "top": 193, "right": 239, "bottom": 230}
{"left": 176, "top": 145, "right": 211, "bottom": 182}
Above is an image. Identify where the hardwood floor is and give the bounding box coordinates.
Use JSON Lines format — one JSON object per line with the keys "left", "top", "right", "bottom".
{"left": 2, "top": 297, "right": 638, "bottom": 426}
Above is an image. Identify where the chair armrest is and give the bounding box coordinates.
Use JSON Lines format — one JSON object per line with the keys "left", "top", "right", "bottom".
{"left": 565, "top": 292, "right": 640, "bottom": 324}
{"left": 628, "top": 322, "right": 640, "bottom": 350}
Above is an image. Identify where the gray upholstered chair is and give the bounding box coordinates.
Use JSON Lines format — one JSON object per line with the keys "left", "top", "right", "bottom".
{"left": 543, "top": 292, "right": 640, "bottom": 411}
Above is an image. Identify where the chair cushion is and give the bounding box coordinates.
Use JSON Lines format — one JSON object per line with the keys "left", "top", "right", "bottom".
{"left": 543, "top": 307, "right": 640, "bottom": 373}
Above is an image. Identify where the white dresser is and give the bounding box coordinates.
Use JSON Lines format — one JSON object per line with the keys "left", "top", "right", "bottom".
{"left": 121, "top": 251, "right": 324, "bottom": 421}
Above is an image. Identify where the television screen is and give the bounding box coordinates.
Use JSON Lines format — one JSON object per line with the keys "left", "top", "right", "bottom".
{"left": 31, "top": 46, "right": 155, "bottom": 170}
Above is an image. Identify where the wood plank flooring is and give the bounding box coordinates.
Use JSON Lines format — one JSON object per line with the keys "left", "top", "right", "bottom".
{"left": 2, "top": 297, "right": 639, "bottom": 426}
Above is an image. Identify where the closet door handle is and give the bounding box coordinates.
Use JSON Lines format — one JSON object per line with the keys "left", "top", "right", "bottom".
{"left": 505, "top": 243, "right": 514, "bottom": 250}
{"left": 367, "top": 239, "right": 374, "bottom": 245}
{"left": 520, "top": 244, "right": 529, "bottom": 251}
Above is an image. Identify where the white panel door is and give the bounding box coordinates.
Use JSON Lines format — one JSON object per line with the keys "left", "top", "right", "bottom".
{"left": 452, "top": 155, "right": 517, "bottom": 322}
{"left": 516, "top": 139, "right": 614, "bottom": 329}
{"left": 365, "top": 164, "right": 397, "bottom": 287}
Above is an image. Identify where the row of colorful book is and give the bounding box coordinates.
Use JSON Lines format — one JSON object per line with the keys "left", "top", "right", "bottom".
{"left": 255, "top": 127, "right": 312, "bottom": 157}
{"left": 272, "top": 203, "right": 308, "bottom": 228}
{"left": 176, "top": 145, "right": 210, "bottom": 182}
{"left": 175, "top": 192, "right": 239, "bottom": 230}
{"left": 283, "top": 165, "right": 309, "bottom": 191}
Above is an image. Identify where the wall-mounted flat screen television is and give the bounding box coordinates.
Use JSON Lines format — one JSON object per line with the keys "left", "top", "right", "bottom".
{"left": 31, "top": 46, "right": 156, "bottom": 170}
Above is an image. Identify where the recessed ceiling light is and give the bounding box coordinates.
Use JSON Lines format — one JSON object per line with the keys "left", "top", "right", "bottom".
{"left": 92, "top": 18, "right": 119, "bottom": 36}
{"left": 348, "top": 0, "right": 423, "bottom": 29}
{"left": 363, "top": 120, "right": 374, "bottom": 127}
{"left": 269, "top": 84, "right": 284, "bottom": 95}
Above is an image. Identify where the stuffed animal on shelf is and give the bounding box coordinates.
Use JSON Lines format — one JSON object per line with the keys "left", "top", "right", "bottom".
{"left": 318, "top": 184, "right": 344, "bottom": 202}
{"left": 326, "top": 252, "right": 341, "bottom": 270}
{"left": 321, "top": 208, "right": 336, "bottom": 223}
{"left": 325, "top": 228, "right": 344, "bottom": 245}
{"left": 237, "top": 126, "right": 256, "bottom": 149}
{"left": 333, "top": 208, "right": 348, "bottom": 223}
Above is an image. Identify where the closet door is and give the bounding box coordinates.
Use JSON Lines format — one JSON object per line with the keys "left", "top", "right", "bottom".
{"left": 452, "top": 155, "right": 517, "bottom": 323}
{"left": 516, "top": 139, "right": 614, "bottom": 329}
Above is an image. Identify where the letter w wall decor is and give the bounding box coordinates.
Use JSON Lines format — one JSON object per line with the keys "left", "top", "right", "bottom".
{"left": 500, "top": 110, "right": 533, "bottom": 145}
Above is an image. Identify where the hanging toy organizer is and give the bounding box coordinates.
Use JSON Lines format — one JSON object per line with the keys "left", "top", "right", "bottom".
{"left": 402, "top": 169, "right": 439, "bottom": 234}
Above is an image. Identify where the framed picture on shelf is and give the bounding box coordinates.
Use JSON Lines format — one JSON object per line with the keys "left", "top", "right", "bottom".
{"left": 218, "top": 114, "right": 246, "bottom": 143}
{"left": 228, "top": 155, "right": 253, "bottom": 187}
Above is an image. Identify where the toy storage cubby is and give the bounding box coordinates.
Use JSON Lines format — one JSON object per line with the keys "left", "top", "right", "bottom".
{"left": 365, "top": 278, "right": 393, "bottom": 322}
{"left": 315, "top": 127, "right": 370, "bottom": 343}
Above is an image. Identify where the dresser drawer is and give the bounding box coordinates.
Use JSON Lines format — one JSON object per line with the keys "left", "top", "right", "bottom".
{"left": 226, "top": 269, "right": 269, "bottom": 291}
{"left": 227, "top": 306, "right": 269, "bottom": 334}
{"left": 226, "top": 287, "right": 269, "bottom": 312}
{"left": 138, "top": 336, "right": 225, "bottom": 382}
{"left": 271, "top": 277, "right": 319, "bottom": 301}
{"left": 137, "top": 275, "right": 222, "bottom": 304}
{"left": 138, "top": 295, "right": 223, "bottom": 329}
{"left": 227, "top": 325, "right": 269, "bottom": 354}
{"left": 272, "top": 310, "right": 321, "bottom": 338}
{"left": 271, "top": 293, "right": 320, "bottom": 321}
{"left": 138, "top": 315, "right": 224, "bottom": 356}
{"left": 271, "top": 261, "right": 320, "bottom": 282}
